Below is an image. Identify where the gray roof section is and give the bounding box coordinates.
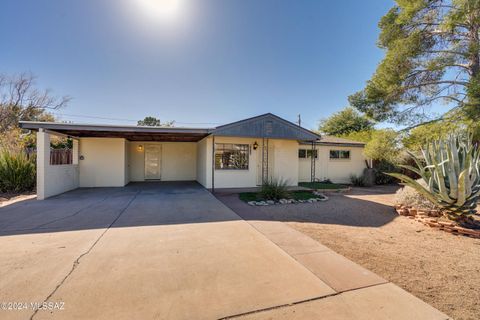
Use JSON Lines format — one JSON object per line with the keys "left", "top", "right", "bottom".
{"left": 300, "top": 135, "right": 365, "bottom": 147}
{"left": 19, "top": 113, "right": 321, "bottom": 141}
{"left": 211, "top": 113, "right": 321, "bottom": 141}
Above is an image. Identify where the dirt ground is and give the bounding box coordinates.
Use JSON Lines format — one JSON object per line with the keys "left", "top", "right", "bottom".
{"left": 218, "top": 186, "right": 480, "bottom": 320}
{"left": 0, "top": 192, "right": 36, "bottom": 207}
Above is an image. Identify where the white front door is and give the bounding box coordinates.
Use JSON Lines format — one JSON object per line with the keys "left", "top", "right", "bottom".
{"left": 145, "top": 144, "right": 161, "bottom": 180}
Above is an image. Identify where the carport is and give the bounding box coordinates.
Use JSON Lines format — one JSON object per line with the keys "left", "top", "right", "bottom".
{"left": 20, "top": 121, "right": 212, "bottom": 200}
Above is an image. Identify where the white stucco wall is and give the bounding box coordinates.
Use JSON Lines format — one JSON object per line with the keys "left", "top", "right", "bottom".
{"left": 79, "top": 138, "right": 127, "bottom": 187}
{"left": 213, "top": 137, "right": 258, "bottom": 188}
{"left": 298, "top": 145, "right": 367, "bottom": 184}
{"left": 36, "top": 131, "right": 79, "bottom": 200}
{"left": 197, "top": 136, "right": 299, "bottom": 189}
{"left": 271, "top": 139, "right": 299, "bottom": 186}
{"left": 128, "top": 142, "right": 197, "bottom": 181}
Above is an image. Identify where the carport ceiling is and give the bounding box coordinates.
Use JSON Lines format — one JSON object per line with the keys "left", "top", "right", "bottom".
{"left": 19, "top": 122, "right": 213, "bottom": 142}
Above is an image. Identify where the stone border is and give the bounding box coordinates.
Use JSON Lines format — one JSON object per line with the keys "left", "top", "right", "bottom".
{"left": 248, "top": 192, "right": 329, "bottom": 206}
{"left": 394, "top": 205, "right": 480, "bottom": 239}
{"left": 313, "top": 186, "right": 352, "bottom": 193}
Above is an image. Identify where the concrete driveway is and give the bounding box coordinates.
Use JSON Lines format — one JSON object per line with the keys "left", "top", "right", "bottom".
{"left": 0, "top": 182, "right": 448, "bottom": 320}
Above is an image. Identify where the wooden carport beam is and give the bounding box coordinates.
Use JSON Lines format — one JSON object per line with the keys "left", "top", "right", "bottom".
{"left": 44, "top": 129, "right": 79, "bottom": 140}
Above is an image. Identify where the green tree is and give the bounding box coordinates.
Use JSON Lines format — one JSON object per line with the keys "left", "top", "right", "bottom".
{"left": 137, "top": 116, "right": 174, "bottom": 127}
{"left": 402, "top": 111, "right": 480, "bottom": 150}
{"left": 319, "top": 107, "right": 375, "bottom": 136}
{"left": 364, "top": 129, "right": 401, "bottom": 163}
{"left": 349, "top": 0, "right": 480, "bottom": 125}
{"left": 339, "top": 130, "right": 375, "bottom": 143}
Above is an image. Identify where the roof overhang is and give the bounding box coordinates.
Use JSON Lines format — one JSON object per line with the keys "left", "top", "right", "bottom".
{"left": 19, "top": 121, "right": 213, "bottom": 142}
{"left": 300, "top": 141, "right": 365, "bottom": 147}
{"left": 19, "top": 113, "right": 322, "bottom": 143}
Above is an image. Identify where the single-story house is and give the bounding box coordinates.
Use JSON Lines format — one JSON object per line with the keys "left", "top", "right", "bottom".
{"left": 19, "top": 113, "right": 367, "bottom": 200}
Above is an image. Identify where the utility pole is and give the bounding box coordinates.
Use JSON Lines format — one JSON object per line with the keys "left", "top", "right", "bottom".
{"left": 297, "top": 114, "right": 301, "bottom": 127}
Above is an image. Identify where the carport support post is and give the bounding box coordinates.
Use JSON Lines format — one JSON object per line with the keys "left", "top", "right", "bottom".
{"left": 37, "top": 129, "right": 50, "bottom": 200}
{"left": 211, "top": 135, "right": 215, "bottom": 193}
{"left": 310, "top": 141, "right": 316, "bottom": 183}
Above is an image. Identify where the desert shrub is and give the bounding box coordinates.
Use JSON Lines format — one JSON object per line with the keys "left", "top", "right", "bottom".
{"left": 350, "top": 174, "right": 366, "bottom": 187}
{"left": 374, "top": 160, "right": 399, "bottom": 185}
{"left": 394, "top": 180, "right": 441, "bottom": 210}
{"left": 0, "top": 150, "right": 36, "bottom": 193}
{"left": 260, "top": 178, "right": 290, "bottom": 200}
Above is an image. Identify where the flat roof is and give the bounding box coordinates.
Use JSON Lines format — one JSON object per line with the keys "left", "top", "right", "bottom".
{"left": 19, "top": 121, "right": 213, "bottom": 142}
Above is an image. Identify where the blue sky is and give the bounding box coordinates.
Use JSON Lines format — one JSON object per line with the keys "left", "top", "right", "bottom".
{"left": 1, "top": 0, "right": 394, "bottom": 130}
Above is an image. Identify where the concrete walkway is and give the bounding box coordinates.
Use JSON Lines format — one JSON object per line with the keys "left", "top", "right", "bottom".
{"left": 0, "top": 182, "right": 449, "bottom": 319}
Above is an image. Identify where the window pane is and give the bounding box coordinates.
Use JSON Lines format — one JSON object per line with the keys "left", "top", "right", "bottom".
{"left": 298, "top": 149, "right": 306, "bottom": 158}
{"left": 330, "top": 150, "right": 350, "bottom": 159}
{"left": 215, "top": 143, "right": 249, "bottom": 170}
{"left": 306, "top": 149, "right": 318, "bottom": 158}
{"left": 340, "top": 151, "right": 350, "bottom": 159}
{"left": 329, "top": 150, "right": 339, "bottom": 159}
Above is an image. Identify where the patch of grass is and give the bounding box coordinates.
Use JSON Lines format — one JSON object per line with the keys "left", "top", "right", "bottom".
{"left": 239, "top": 190, "right": 320, "bottom": 202}
{"left": 290, "top": 191, "right": 317, "bottom": 200}
{"left": 299, "top": 182, "right": 345, "bottom": 190}
{"left": 239, "top": 192, "right": 261, "bottom": 202}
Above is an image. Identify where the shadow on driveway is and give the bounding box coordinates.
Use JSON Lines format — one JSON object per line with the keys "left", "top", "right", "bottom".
{"left": 0, "top": 181, "right": 241, "bottom": 237}
{"left": 0, "top": 182, "right": 400, "bottom": 238}
{"left": 216, "top": 186, "right": 400, "bottom": 228}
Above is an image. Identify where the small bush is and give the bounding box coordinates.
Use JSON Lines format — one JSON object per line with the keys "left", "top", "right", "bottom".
{"left": 394, "top": 180, "right": 441, "bottom": 210}
{"left": 350, "top": 174, "right": 366, "bottom": 187}
{"left": 0, "top": 150, "right": 36, "bottom": 193}
{"left": 260, "top": 178, "right": 290, "bottom": 200}
{"left": 374, "top": 160, "right": 399, "bottom": 185}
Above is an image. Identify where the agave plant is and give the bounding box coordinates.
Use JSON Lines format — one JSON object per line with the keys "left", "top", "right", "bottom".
{"left": 388, "top": 133, "right": 480, "bottom": 221}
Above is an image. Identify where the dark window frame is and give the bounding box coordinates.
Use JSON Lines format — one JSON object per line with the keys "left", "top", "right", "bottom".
{"left": 329, "top": 150, "right": 350, "bottom": 160}
{"left": 215, "top": 143, "right": 249, "bottom": 170}
{"left": 298, "top": 149, "right": 317, "bottom": 159}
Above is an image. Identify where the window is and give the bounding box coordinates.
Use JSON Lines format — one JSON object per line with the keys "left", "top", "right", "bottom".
{"left": 215, "top": 144, "right": 249, "bottom": 170}
{"left": 329, "top": 150, "right": 350, "bottom": 159}
{"left": 307, "top": 149, "right": 318, "bottom": 159}
{"left": 298, "top": 149, "right": 317, "bottom": 159}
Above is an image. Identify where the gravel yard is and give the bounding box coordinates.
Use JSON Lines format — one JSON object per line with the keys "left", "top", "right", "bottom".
{"left": 218, "top": 186, "right": 480, "bottom": 320}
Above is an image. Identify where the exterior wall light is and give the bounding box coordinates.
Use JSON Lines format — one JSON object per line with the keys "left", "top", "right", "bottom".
{"left": 253, "top": 141, "right": 258, "bottom": 150}
{"left": 137, "top": 145, "right": 144, "bottom": 152}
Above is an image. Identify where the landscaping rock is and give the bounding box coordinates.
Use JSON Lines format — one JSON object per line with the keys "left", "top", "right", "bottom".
{"left": 395, "top": 204, "right": 480, "bottom": 239}
{"left": 247, "top": 201, "right": 257, "bottom": 206}
{"left": 266, "top": 200, "right": 275, "bottom": 205}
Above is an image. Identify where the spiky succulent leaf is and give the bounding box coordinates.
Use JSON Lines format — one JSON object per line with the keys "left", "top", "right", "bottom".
{"left": 390, "top": 133, "right": 480, "bottom": 219}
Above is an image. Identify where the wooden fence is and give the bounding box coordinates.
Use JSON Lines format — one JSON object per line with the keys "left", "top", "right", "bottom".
{"left": 50, "top": 149, "right": 73, "bottom": 165}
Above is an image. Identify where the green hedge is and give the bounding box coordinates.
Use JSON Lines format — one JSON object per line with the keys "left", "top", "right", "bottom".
{"left": 0, "top": 150, "right": 36, "bottom": 193}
